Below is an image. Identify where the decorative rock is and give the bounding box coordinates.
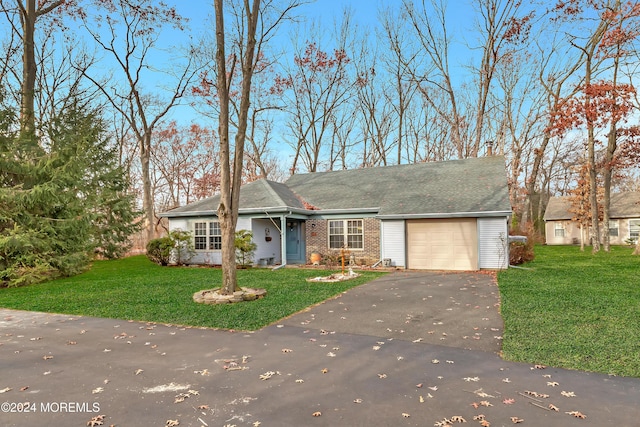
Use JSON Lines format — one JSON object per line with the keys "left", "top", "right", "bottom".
{"left": 193, "top": 287, "right": 267, "bottom": 305}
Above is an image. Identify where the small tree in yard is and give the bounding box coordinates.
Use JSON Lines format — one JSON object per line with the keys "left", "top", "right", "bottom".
{"left": 235, "top": 230, "right": 257, "bottom": 268}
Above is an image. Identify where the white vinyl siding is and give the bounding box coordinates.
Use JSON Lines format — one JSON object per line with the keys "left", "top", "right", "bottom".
{"left": 381, "top": 220, "right": 405, "bottom": 267}
{"left": 478, "top": 217, "right": 508, "bottom": 269}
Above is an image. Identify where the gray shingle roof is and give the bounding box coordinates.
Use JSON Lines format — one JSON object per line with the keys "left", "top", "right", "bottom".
{"left": 285, "top": 156, "right": 511, "bottom": 216}
{"left": 162, "top": 156, "right": 512, "bottom": 218}
{"left": 162, "top": 179, "right": 305, "bottom": 216}
{"left": 544, "top": 192, "right": 640, "bottom": 221}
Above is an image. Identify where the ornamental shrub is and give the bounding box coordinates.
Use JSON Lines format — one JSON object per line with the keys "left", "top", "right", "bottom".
{"left": 146, "top": 237, "right": 174, "bottom": 266}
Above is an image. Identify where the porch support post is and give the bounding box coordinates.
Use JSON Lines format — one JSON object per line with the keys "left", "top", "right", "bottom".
{"left": 280, "top": 214, "right": 287, "bottom": 266}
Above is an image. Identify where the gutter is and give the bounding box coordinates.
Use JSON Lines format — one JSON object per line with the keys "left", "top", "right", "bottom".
{"left": 159, "top": 206, "right": 381, "bottom": 218}
{"left": 376, "top": 210, "right": 512, "bottom": 220}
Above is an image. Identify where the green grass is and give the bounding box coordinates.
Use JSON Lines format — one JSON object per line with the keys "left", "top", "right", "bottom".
{"left": 0, "top": 256, "right": 385, "bottom": 331}
{"left": 498, "top": 245, "right": 640, "bottom": 377}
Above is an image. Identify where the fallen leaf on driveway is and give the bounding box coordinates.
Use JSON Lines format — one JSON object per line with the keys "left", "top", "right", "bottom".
{"left": 134, "top": 369, "right": 144, "bottom": 375}
{"left": 312, "top": 411, "right": 321, "bottom": 417}
{"left": 402, "top": 413, "right": 410, "bottom": 418}
{"left": 561, "top": 391, "right": 576, "bottom": 398}
{"left": 165, "top": 420, "right": 179, "bottom": 427}
{"left": 566, "top": 411, "right": 587, "bottom": 419}
{"left": 549, "top": 404, "right": 559, "bottom": 411}
{"left": 510, "top": 417, "right": 524, "bottom": 424}
{"left": 503, "top": 398, "right": 515, "bottom": 405}
{"left": 86, "top": 414, "right": 105, "bottom": 426}
{"left": 0, "top": 387, "right": 11, "bottom": 393}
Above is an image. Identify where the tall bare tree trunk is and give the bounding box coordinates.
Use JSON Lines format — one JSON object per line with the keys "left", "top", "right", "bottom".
{"left": 16, "top": 0, "right": 64, "bottom": 140}
{"left": 215, "top": 0, "right": 261, "bottom": 295}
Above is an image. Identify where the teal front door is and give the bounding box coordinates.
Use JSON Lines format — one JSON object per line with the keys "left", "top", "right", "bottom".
{"left": 286, "top": 220, "right": 303, "bottom": 263}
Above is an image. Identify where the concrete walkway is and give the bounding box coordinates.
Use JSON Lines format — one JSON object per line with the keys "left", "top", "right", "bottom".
{"left": 1, "top": 272, "right": 638, "bottom": 426}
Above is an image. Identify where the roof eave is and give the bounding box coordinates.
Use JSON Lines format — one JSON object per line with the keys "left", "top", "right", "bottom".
{"left": 376, "top": 210, "right": 512, "bottom": 220}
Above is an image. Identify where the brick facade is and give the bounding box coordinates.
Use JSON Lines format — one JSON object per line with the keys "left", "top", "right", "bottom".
{"left": 305, "top": 217, "right": 381, "bottom": 266}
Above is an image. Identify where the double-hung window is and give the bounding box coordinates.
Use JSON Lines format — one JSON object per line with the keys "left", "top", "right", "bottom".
{"left": 630, "top": 219, "right": 640, "bottom": 242}
{"left": 554, "top": 222, "right": 565, "bottom": 238}
{"left": 608, "top": 220, "right": 619, "bottom": 237}
{"left": 194, "top": 221, "right": 222, "bottom": 250}
{"left": 328, "top": 219, "right": 363, "bottom": 250}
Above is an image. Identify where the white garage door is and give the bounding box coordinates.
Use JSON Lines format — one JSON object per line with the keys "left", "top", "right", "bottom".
{"left": 407, "top": 219, "right": 478, "bottom": 270}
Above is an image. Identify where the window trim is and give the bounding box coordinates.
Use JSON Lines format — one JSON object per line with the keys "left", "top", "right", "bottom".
{"left": 629, "top": 219, "right": 640, "bottom": 241}
{"left": 328, "top": 219, "right": 364, "bottom": 250}
{"left": 194, "top": 220, "right": 222, "bottom": 251}
{"left": 554, "top": 222, "right": 565, "bottom": 238}
{"left": 608, "top": 219, "right": 619, "bottom": 237}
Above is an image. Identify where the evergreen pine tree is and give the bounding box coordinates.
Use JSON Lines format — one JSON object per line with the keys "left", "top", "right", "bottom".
{"left": 0, "top": 100, "right": 139, "bottom": 287}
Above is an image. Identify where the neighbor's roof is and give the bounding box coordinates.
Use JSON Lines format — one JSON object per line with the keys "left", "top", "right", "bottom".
{"left": 544, "top": 192, "right": 640, "bottom": 221}
{"left": 161, "top": 156, "right": 512, "bottom": 218}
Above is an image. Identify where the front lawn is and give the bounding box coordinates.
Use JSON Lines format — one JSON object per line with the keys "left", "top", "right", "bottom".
{"left": 0, "top": 256, "right": 385, "bottom": 330}
{"left": 498, "top": 245, "right": 640, "bottom": 377}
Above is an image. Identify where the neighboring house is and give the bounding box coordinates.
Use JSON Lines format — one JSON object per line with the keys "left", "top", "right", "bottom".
{"left": 544, "top": 192, "right": 640, "bottom": 245}
{"left": 159, "top": 156, "right": 513, "bottom": 270}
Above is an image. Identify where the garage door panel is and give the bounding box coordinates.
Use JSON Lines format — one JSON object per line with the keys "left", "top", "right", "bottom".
{"left": 407, "top": 219, "right": 478, "bottom": 270}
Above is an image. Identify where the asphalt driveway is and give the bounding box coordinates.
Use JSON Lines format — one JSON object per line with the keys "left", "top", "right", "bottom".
{"left": 1, "top": 272, "right": 638, "bottom": 426}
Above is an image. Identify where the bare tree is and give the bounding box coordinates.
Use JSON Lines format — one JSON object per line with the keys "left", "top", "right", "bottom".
{"left": 0, "top": 0, "right": 73, "bottom": 140}
{"left": 80, "top": 0, "right": 196, "bottom": 243}
{"left": 213, "top": 0, "right": 302, "bottom": 294}
{"left": 279, "top": 13, "right": 354, "bottom": 173}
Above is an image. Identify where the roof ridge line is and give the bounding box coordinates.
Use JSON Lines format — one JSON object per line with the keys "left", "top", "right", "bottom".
{"left": 260, "top": 179, "right": 288, "bottom": 207}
